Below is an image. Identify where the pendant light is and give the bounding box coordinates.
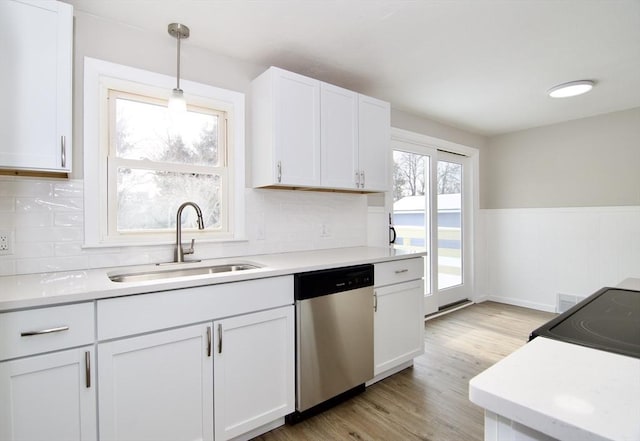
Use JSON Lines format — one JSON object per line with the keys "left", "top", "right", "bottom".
{"left": 168, "top": 23, "right": 190, "bottom": 113}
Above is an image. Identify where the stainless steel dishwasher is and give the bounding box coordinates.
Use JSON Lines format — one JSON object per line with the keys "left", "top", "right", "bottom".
{"left": 288, "top": 264, "right": 374, "bottom": 422}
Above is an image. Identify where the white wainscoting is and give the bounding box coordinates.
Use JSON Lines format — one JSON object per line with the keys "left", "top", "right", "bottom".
{"left": 476, "top": 206, "right": 640, "bottom": 312}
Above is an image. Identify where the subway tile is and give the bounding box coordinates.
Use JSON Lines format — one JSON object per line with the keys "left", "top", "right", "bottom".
{"left": 14, "top": 212, "right": 53, "bottom": 228}
{"left": 15, "top": 227, "right": 83, "bottom": 243}
{"left": 54, "top": 242, "right": 85, "bottom": 257}
{"left": 16, "top": 256, "right": 89, "bottom": 275}
{"left": 12, "top": 180, "right": 54, "bottom": 198}
{"left": 0, "top": 180, "right": 16, "bottom": 197}
{"left": 54, "top": 212, "right": 83, "bottom": 227}
{"left": 13, "top": 242, "right": 55, "bottom": 259}
{"left": 53, "top": 180, "right": 84, "bottom": 197}
{"left": 0, "top": 259, "right": 16, "bottom": 276}
{"left": 0, "top": 197, "right": 15, "bottom": 212}
{"left": 15, "top": 197, "right": 83, "bottom": 212}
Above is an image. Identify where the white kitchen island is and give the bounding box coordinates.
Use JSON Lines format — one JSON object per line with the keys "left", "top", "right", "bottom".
{"left": 469, "top": 278, "right": 640, "bottom": 441}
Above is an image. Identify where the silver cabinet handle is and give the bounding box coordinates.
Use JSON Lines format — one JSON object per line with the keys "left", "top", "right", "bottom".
{"left": 207, "top": 326, "right": 212, "bottom": 357}
{"left": 360, "top": 170, "right": 365, "bottom": 188}
{"left": 61, "top": 135, "right": 66, "bottom": 168}
{"left": 395, "top": 269, "right": 409, "bottom": 274}
{"left": 217, "top": 323, "right": 223, "bottom": 354}
{"left": 20, "top": 326, "right": 69, "bottom": 337}
{"left": 373, "top": 291, "right": 378, "bottom": 312}
{"left": 277, "top": 161, "right": 282, "bottom": 183}
{"left": 355, "top": 170, "right": 360, "bottom": 188}
{"left": 85, "top": 351, "right": 91, "bottom": 388}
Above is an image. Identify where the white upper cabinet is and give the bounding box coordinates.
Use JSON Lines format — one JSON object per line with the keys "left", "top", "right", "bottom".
{"left": 252, "top": 67, "right": 321, "bottom": 187}
{"left": 320, "top": 83, "right": 359, "bottom": 189}
{"left": 358, "top": 94, "right": 390, "bottom": 192}
{"left": 0, "top": 0, "right": 73, "bottom": 173}
{"left": 252, "top": 67, "right": 390, "bottom": 192}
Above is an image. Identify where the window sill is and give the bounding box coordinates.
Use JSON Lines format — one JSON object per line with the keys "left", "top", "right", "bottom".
{"left": 82, "top": 236, "right": 248, "bottom": 250}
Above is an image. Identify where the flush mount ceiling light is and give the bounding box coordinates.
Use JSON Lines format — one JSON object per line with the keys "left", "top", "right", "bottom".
{"left": 547, "top": 80, "right": 595, "bottom": 98}
{"left": 168, "top": 23, "right": 190, "bottom": 113}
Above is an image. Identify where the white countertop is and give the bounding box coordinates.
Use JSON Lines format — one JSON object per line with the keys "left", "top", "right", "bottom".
{"left": 0, "top": 246, "right": 426, "bottom": 312}
{"left": 469, "top": 283, "right": 640, "bottom": 441}
{"left": 618, "top": 277, "right": 640, "bottom": 291}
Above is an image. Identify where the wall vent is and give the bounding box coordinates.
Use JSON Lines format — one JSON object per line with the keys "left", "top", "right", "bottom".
{"left": 556, "top": 293, "right": 586, "bottom": 313}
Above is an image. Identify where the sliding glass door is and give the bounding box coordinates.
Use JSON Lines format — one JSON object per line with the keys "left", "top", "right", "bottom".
{"left": 392, "top": 138, "right": 473, "bottom": 314}
{"left": 435, "top": 152, "right": 471, "bottom": 308}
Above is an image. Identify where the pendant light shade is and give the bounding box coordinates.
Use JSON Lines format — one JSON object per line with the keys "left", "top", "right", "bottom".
{"left": 168, "top": 23, "right": 190, "bottom": 112}
{"left": 169, "top": 88, "right": 187, "bottom": 113}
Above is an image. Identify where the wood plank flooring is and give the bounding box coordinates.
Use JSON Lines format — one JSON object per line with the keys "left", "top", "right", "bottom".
{"left": 254, "top": 301, "right": 556, "bottom": 441}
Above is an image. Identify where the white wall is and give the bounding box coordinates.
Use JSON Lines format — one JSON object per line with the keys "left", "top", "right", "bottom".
{"left": 477, "top": 206, "right": 640, "bottom": 311}
{"left": 481, "top": 107, "right": 640, "bottom": 209}
{"left": 477, "top": 109, "right": 640, "bottom": 310}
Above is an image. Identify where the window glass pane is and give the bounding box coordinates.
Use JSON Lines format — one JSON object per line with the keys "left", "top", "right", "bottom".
{"left": 116, "top": 168, "right": 221, "bottom": 232}
{"left": 437, "top": 160, "right": 462, "bottom": 290}
{"left": 115, "top": 97, "right": 220, "bottom": 167}
{"left": 392, "top": 150, "right": 431, "bottom": 294}
{"left": 392, "top": 150, "right": 427, "bottom": 249}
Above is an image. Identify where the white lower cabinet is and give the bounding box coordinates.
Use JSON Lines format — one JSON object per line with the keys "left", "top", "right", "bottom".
{"left": 98, "top": 324, "right": 214, "bottom": 441}
{"left": 374, "top": 279, "right": 425, "bottom": 376}
{"left": 372, "top": 258, "right": 425, "bottom": 380}
{"left": 214, "top": 306, "right": 295, "bottom": 441}
{"left": 96, "top": 277, "right": 295, "bottom": 441}
{"left": 0, "top": 347, "right": 97, "bottom": 441}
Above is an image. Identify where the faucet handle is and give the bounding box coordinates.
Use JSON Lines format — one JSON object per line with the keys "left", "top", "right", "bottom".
{"left": 183, "top": 238, "right": 196, "bottom": 255}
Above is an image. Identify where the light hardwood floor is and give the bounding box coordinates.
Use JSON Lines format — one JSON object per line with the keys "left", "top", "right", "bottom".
{"left": 254, "top": 301, "right": 556, "bottom": 441}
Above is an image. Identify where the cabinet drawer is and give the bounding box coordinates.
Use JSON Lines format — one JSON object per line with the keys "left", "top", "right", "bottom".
{"left": 374, "top": 258, "right": 424, "bottom": 287}
{"left": 0, "top": 302, "right": 94, "bottom": 361}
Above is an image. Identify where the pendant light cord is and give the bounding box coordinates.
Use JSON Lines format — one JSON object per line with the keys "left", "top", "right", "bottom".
{"left": 176, "top": 32, "right": 181, "bottom": 90}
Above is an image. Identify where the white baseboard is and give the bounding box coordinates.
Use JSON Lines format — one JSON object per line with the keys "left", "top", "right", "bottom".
{"left": 485, "top": 295, "right": 556, "bottom": 313}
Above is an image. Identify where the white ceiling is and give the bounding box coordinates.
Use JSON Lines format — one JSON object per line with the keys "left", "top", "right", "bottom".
{"left": 66, "top": 0, "right": 640, "bottom": 136}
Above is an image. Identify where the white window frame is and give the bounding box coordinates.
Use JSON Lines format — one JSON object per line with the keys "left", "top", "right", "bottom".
{"left": 83, "top": 57, "right": 245, "bottom": 247}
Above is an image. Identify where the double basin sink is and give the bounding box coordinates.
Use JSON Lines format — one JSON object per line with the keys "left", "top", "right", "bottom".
{"left": 108, "top": 263, "right": 261, "bottom": 283}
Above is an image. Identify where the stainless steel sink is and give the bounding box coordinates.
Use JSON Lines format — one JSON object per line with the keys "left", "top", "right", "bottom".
{"left": 108, "top": 263, "right": 260, "bottom": 283}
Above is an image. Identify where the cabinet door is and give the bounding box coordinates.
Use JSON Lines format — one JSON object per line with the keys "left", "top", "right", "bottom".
{"left": 0, "top": 0, "right": 72, "bottom": 172}
{"left": 358, "top": 94, "right": 390, "bottom": 192}
{"left": 214, "top": 306, "right": 294, "bottom": 441}
{"left": 320, "top": 82, "right": 359, "bottom": 189}
{"left": 0, "top": 347, "right": 96, "bottom": 441}
{"left": 273, "top": 68, "right": 321, "bottom": 186}
{"left": 98, "top": 324, "right": 213, "bottom": 441}
{"left": 374, "top": 279, "right": 424, "bottom": 376}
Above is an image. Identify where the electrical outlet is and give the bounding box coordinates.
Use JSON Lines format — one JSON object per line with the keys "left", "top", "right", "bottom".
{"left": 0, "top": 230, "right": 13, "bottom": 255}
{"left": 319, "top": 223, "right": 331, "bottom": 237}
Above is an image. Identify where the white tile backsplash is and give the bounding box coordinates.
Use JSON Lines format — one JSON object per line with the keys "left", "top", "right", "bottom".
{"left": 0, "top": 176, "right": 370, "bottom": 276}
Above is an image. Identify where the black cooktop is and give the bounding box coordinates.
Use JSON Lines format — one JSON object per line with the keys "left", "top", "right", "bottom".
{"left": 530, "top": 287, "right": 640, "bottom": 359}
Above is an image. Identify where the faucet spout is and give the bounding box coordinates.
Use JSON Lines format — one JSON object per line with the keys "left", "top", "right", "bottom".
{"left": 175, "top": 201, "right": 205, "bottom": 263}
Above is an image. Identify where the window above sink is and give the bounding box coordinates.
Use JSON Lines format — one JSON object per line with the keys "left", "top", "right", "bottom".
{"left": 82, "top": 58, "right": 246, "bottom": 248}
